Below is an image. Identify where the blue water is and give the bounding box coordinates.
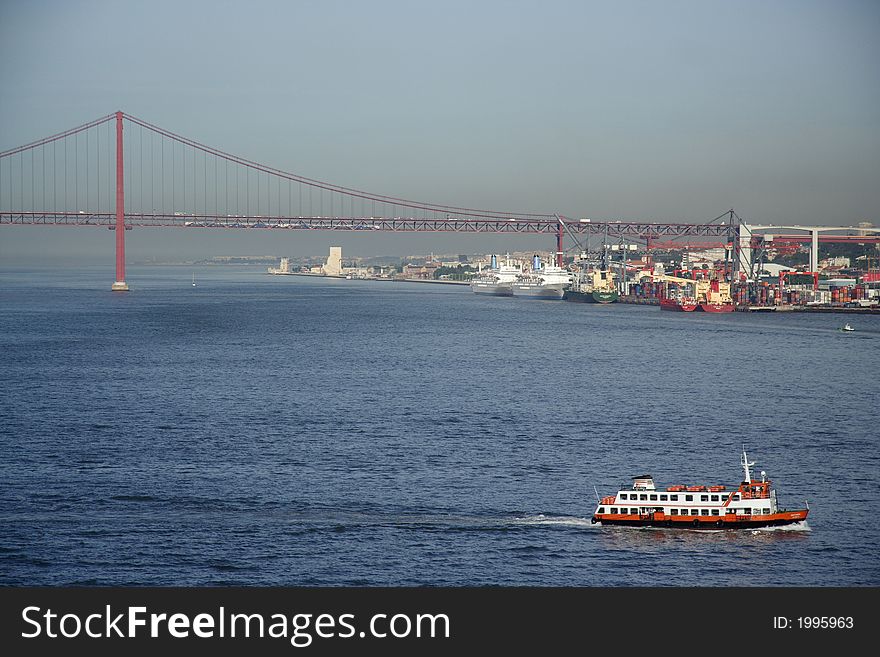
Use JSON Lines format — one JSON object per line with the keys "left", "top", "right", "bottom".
{"left": 1, "top": 265, "right": 878, "bottom": 586}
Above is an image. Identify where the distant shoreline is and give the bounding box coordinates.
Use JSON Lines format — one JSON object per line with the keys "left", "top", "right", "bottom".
{"left": 268, "top": 271, "right": 469, "bottom": 286}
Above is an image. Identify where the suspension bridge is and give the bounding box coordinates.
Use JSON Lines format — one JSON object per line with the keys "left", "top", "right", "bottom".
{"left": 1, "top": 111, "right": 872, "bottom": 289}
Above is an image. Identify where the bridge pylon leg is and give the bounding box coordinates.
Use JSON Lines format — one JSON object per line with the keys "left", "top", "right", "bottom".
{"left": 556, "top": 222, "right": 564, "bottom": 267}
{"left": 111, "top": 111, "right": 129, "bottom": 291}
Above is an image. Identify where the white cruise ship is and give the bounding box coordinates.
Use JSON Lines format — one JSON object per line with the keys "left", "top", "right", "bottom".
{"left": 511, "top": 255, "right": 573, "bottom": 300}
{"left": 470, "top": 254, "right": 521, "bottom": 296}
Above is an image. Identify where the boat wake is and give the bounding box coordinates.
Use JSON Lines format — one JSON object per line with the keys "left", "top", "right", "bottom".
{"left": 272, "top": 509, "right": 601, "bottom": 531}
{"left": 748, "top": 521, "right": 811, "bottom": 533}
{"left": 512, "top": 514, "right": 597, "bottom": 529}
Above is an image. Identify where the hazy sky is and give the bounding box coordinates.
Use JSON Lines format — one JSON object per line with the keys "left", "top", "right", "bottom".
{"left": 1, "top": 0, "right": 879, "bottom": 263}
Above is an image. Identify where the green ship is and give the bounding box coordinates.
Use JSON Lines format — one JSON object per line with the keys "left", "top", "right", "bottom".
{"left": 564, "top": 269, "right": 619, "bottom": 304}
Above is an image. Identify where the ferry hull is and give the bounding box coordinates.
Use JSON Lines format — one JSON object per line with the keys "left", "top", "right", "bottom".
{"left": 564, "top": 290, "right": 619, "bottom": 304}
{"left": 592, "top": 510, "right": 808, "bottom": 530}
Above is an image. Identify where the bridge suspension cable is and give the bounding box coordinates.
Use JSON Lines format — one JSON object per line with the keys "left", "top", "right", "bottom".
{"left": 122, "top": 112, "right": 554, "bottom": 221}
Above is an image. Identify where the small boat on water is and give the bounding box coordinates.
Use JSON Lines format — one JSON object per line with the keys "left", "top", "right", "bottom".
{"left": 590, "top": 448, "right": 809, "bottom": 529}
{"left": 840, "top": 323, "right": 854, "bottom": 332}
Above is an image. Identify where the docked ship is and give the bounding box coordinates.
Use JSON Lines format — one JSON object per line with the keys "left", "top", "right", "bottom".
{"left": 565, "top": 269, "right": 618, "bottom": 304}
{"left": 651, "top": 274, "right": 733, "bottom": 312}
{"left": 650, "top": 273, "right": 699, "bottom": 311}
{"left": 697, "top": 279, "right": 735, "bottom": 312}
{"left": 659, "top": 291, "right": 698, "bottom": 312}
{"left": 470, "top": 254, "right": 521, "bottom": 296}
{"left": 590, "top": 448, "right": 809, "bottom": 529}
{"left": 511, "top": 255, "right": 573, "bottom": 300}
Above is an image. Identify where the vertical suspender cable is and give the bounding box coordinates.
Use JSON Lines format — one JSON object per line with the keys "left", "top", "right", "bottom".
{"left": 139, "top": 123, "right": 143, "bottom": 214}
{"left": 85, "top": 128, "right": 89, "bottom": 213}
{"left": 150, "top": 127, "right": 154, "bottom": 214}
{"left": 182, "top": 141, "right": 185, "bottom": 215}
{"left": 96, "top": 123, "right": 100, "bottom": 214}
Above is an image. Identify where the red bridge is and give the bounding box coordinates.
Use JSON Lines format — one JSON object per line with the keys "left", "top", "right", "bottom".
{"left": 0, "top": 111, "right": 775, "bottom": 289}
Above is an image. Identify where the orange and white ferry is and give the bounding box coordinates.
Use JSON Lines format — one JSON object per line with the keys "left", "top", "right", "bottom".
{"left": 591, "top": 449, "right": 809, "bottom": 529}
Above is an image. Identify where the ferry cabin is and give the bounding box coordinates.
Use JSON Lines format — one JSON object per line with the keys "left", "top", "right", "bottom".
{"left": 592, "top": 475, "right": 808, "bottom": 528}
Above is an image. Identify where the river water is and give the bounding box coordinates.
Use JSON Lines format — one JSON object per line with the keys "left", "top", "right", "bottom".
{"left": 1, "top": 265, "right": 878, "bottom": 586}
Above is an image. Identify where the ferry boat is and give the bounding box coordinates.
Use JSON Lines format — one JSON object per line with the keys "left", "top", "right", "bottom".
{"left": 590, "top": 448, "right": 809, "bottom": 529}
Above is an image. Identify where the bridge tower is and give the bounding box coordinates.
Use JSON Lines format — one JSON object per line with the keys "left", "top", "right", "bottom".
{"left": 111, "top": 111, "right": 129, "bottom": 291}
{"left": 556, "top": 221, "right": 564, "bottom": 267}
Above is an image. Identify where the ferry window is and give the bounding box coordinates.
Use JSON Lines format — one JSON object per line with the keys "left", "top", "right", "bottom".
{"left": 685, "top": 495, "right": 693, "bottom": 502}
{"left": 659, "top": 494, "right": 668, "bottom": 501}
{"left": 630, "top": 508, "right": 638, "bottom": 515}
{"left": 598, "top": 507, "right": 605, "bottom": 514}
{"left": 700, "top": 495, "right": 708, "bottom": 502}
{"left": 620, "top": 494, "right": 627, "bottom": 500}
{"left": 691, "top": 509, "right": 699, "bottom": 516}
{"left": 670, "top": 494, "right": 679, "bottom": 501}
{"left": 726, "top": 509, "right": 736, "bottom": 514}
{"left": 744, "top": 508, "right": 751, "bottom": 515}
{"left": 711, "top": 509, "right": 719, "bottom": 516}
{"left": 710, "top": 495, "right": 719, "bottom": 502}
{"left": 763, "top": 508, "right": 770, "bottom": 514}
{"left": 639, "top": 494, "right": 647, "bottom": 501}
{"left": 670, "top": 509, "right": 678, "bottom": 515}
{"left": 701, "top": 509, "right": 709, "bottom": 516}
{"left": 610, "top": 508, "right": 617, "bottom": 514}
{"left": 733, "top": 494, "right": 740, "bottom": 500}
{"left": 649, "top": 494, "right": 657, "bottom": 501}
